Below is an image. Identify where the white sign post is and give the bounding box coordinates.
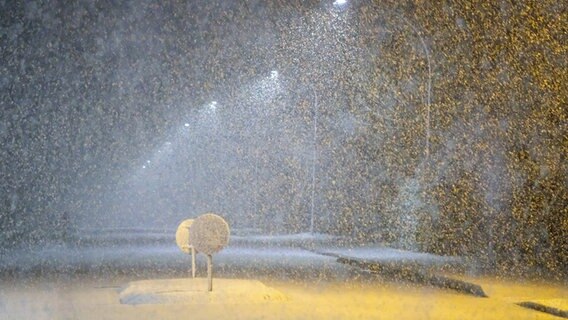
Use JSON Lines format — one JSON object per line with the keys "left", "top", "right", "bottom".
{"left": 175, "top": 219, "right": 196, "bottom": 278}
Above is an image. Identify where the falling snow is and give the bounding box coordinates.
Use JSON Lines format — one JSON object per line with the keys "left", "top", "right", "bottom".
{"left": 0, "top": 0, "right": 566, "bottom": 319}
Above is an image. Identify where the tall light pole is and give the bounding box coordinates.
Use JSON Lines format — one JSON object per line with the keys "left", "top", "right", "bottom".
{"left": 310, "top": 86, "right": 318, "bottom": 234}
{"left": 251, "top": 71, "right": 280, "bottom": 228}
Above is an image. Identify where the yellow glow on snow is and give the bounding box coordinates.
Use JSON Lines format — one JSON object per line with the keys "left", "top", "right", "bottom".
{"left": 1, "top": 277, "right": 566, "bottom": 320}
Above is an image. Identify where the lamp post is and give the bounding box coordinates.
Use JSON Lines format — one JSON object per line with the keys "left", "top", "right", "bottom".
{"left": 310, "top": 86, "right": 318, "bottom": 234}
{"left": 251, "top": 72, "right": 280, "bottom": 228}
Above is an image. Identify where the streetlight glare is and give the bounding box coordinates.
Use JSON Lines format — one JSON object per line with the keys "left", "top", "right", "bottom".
{"left": 184, "top": 123, "right": 190, "bottom": 127}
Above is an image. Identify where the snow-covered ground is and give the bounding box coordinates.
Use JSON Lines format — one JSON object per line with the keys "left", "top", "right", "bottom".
{"left": 0, "top": 244, "right": 346, "bottom": 280}
{"left": 0, "top": 230, "right": 462, "bottom": 278}
{"left": 1, "top": 231, "right": 566, "bottom": 319}
{"left": 313, "top": 245, "right": 460, "bottom": 263}
{"left": 119, "top": 278, "right": 288, "bottom": 305}
{"left": 0, "top": 230, "right": 353, "bottom": 283}
{"left": 1, "top": 272, "right": 566, "bottom": 320}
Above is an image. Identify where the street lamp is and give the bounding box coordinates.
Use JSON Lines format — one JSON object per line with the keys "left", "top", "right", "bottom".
{"left": 251, "top": 71, "right": 281, "bottom": 226}
{"left": 333, "top": 0, "right": 347, "bottom": 6}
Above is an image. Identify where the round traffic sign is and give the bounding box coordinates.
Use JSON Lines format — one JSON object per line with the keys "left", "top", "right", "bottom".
{"left": 175, "top": 219, "right": 195, "bottom": 254}
{"left": 189, "top": 213, "right": 230, "bottom": 255}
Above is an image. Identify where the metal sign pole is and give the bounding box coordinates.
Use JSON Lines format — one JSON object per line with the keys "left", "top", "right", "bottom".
{"left": 191, "top": 247, "right": 196, "bottom": 278}
{"left": 207, "top": 254, "right": 213, "bottom": 292}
